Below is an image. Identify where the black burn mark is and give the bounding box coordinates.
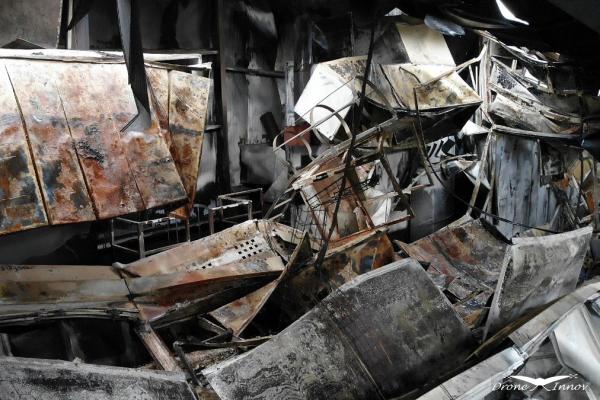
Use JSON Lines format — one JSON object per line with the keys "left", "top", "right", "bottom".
{"left": 5, "top": 148, "right": 28, "bottom": 176}
{"left": 174, "top": 98, "right": 188, "bottom": 114}
{"left": 70, "top": 181, "right": 90, "bottom": 210}
{"left": 22, "top": 368, "right": 115, "bottom": 394}
{"left": 76, "top": 140, "right": 106, "bottom": 163}
{"left": 42, "top": 161, "right": 64, "bottom": 203}
{"left": 169, "top": 124, "right": 200, "bottom": 137}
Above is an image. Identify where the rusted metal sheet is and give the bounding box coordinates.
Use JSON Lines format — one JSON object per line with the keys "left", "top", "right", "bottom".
{"left": 107, "top": 64, "right": 187, "bottom": 210}
{"left": 0, "top": 264, "right": 138, "bottom": 326}
{"left": 131, "top": 272, "right": 279, "bottom": 327}
{"left": 0, "top": 220, "right": 290, "bottom": 328}
{"left": 120, "top": 122, "right": 188, "bottom": 210}
{"left": 0, "top": 58, "right": 195, "bottom": 233}
{"left": 125, "top": 220, "right": 285, "bottom": 277}
{"left": 0, "top": 67, "right": 47, "bottom": 234}
{"left": 54, "top": 63, "right": 143, "bottom": 219}
{"left": 210, "top": 232, "right": 313, "bottom": 336}
{"left": 400, "top": 216, "right": 508, "bottom": 325}
{"left": 0, "top": 264, "right": 130, "bottom": 305}
{"left": 146, "top": 67, "right": 171, "bottom": 136}
{"left": 273, "top": 229, "right": 395, "bottom": 323}
{"left": 119, "top": 220, "right": 291, "bottom": 325}
{"left": 205, "top": 259, "right": 474, "bottom": 399}
{"left": 168, "top": 71, "right": 211, "bottom": 216}
{"left": 485, "top": 226, "right": 593, "bottom": 336}
{"left": 4, "top": 60, "right": 96, "bottom": 225}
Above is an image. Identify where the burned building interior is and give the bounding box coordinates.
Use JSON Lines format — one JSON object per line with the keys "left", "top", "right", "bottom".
{"left": 1, "top": 0, "right": 600, "bottom": 399}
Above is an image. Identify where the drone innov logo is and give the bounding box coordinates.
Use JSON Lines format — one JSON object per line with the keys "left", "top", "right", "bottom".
{"left": 493, "top": 374, "right": 589, "bottom": 392}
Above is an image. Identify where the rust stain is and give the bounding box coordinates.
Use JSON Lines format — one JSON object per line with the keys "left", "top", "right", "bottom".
{"left": 5, "top": 60, "right": 95, "bottom": 224}
{"left": 0, "top": 66, "right": 47, "bottom": 235}
{"left": 54, "top": 62, "right": 144, "bottom": 218}
{"left": 168, "top": 71, "right": 211, "bottom": 216}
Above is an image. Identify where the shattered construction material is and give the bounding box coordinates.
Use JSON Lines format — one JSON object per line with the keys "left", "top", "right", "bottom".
{"left": 0, "top": 51, "right": 211, "bottom": 235}
{"left": 204, "top": 259, "right": 474, "bottom": 399}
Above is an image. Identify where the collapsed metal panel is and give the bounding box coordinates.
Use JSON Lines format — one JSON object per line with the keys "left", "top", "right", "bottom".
{"left": 419, "top": 281, "right": 600, "bottom": 399}
{"left": 493, "top": 134, "right": 559, "bottom": 239}
{"left": 369, "top": 64, "right": 481, "bottom": 110}
{"left": 146, "top": 67, "right": 170, "bottom": 137}
{"left": 0, "top": 57, "right": 201, "bottom": 235}
{"left": 0, "top": 356, "right": 196, "bottom": 400}
{"left": 210, "top": 232, "right": 313, "bottom": 336}
{"left": 0, "top": 264, "right": 134, "bottom": 321}
{"left": 0, "top": 67, "right": 47, "bottom": 233}
{"left": 0, "top": 220, "right": 291, "bottom": 328}
{"left": 274, "top": 229, "right": 395, "bottom": 322}
{"left": 109, "top": 67, "right": 187, "bottom": 210}
{"left": 0, "top": 52, "right": 211, "bottom": 233}
{"left": 125, "top": 220, "right": 283, "bottom": 277}
{"left": 122, "top": 220, "right": 288, "bottom": 324}
{"left": 4, "top": 60, "right": 96, "bottom": 225}
{"left": 486, "top": 226, "right": 593, "bottom": 335}
{"left": 400, "top": 217, "right": 508, "bottom": 324}
{"left": 205, "top": 259, "right": 474, "bottom": 399}
{"left": 54, "top": 62, "right": 144, "bottom": 219}
{"left": 168, "top": 71, "right": 211, "bottom": 215}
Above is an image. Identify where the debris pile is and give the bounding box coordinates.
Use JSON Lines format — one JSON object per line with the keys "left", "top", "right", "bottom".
{"left": 1, "top": 5, "right": 600, "bottom": 400}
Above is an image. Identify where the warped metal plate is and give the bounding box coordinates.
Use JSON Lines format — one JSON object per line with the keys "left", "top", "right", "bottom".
{"left": 125, "top": 220, "right": 282, "bottom": 277}
{"left": 54, "top": 63, "right": 143, "bottom": 218}
{"left": 146, "top": 67, "right": 170, "bottom": 138}
{"left": 168, "top": 71, "right": 211, "bottom": 214}
{"left": 123, "top": 220, "right": 287, "bottom": 324}
{"left": 274, "top": 229, "right": 395, "bottom": 323}
{"left": 0, "top": 67, "right": 47, "bottom": 234}
{"left": 369, "top": 63, "right": 481, "bottom": 110}
{"left": 401, "top": 217, "right": 508, "bottom": 325}
{"left": 4, "top": 60, "right": 95, "bottom": 224}
{"left": 107, "top": 66, "right": 187, "bottom": 210}
{"left": 0, "top": 264, "right": 130, "bottom": 305}
{"left": 403, "top": 217, "right": 507, "bottom": 295}
{"left": 120, "top": 122, "right": 187, "bottom": 209}
{"left": 210, "top": 232, "right": 313, "bottom": 336}
{"left": 205, "top": 259, "right": 474, "bottom": 399}
{"left": 486, "top": 226, "right": 593, "bottom": 336}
